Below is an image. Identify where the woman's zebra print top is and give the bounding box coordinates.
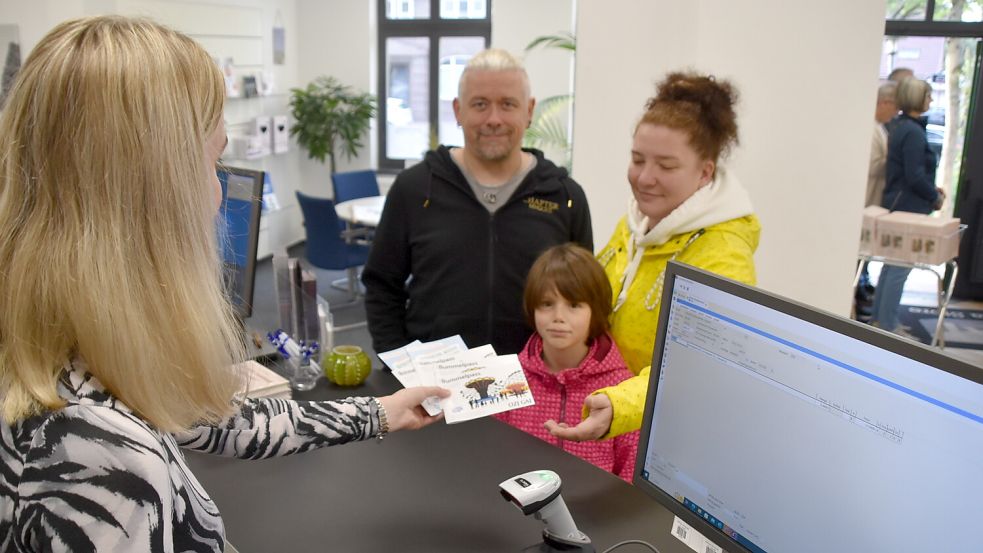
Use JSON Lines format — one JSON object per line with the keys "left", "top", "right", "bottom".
{"left": 1, "top": 361, "right": 383, "bottom": 552}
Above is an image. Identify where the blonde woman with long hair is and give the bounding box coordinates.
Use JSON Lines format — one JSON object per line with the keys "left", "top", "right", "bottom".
{"left": 0, "top": 16, "right": 447, "bottom": 552}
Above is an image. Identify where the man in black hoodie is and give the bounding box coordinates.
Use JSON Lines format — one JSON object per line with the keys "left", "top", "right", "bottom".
{"left": 363, "top": 48, "right": 593, "bottom": 357}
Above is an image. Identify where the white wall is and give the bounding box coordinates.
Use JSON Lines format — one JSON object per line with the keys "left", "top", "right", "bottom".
{"left": 294, "top": 0, "right": 375, "bottom": 175}
{"left": 570, "top": 1, "right": 698, "bottom": 237}
{"left": 572, "top": 0, "right": 886, "bottom": 315}
{"left": 121, "top": 0, "right": 309, "bottom": 259}
{"left": 492, "top": 0, "right": 574, "bottom": 107}
{"left": 491, "top": 0, "right": 574, "bottom": 164}
{"left": 1, "top": 1, "right": 84, "bottom": 52}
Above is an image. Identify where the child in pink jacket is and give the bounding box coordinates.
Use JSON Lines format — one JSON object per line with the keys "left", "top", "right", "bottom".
{"left": 495, "top": 244, "right": 639, "bottom": 482}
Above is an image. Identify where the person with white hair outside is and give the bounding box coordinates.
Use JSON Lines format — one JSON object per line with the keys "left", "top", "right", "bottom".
{"left": 856, "top": 80, "right": 901, "bottom": 321}
{"left": 867, "top": 81, "right": 898, "bottom": 207}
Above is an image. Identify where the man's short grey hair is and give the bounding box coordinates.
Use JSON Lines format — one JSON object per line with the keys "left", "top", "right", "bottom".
{"left": 877, "top": 81, "right": 898, "bottom": 101}
{"left": 895, "top": 78, "right": 932, "bottom": 114}
{"left": 458, "top": 48, "right": 531, "bottom": 98}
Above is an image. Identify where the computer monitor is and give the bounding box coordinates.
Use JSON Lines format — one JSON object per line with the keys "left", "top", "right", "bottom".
{"left": 635, "top": 261, "right": 983, "bottom": 553}
{"left": 217, "top": 166, "right": 264, "bottom": 319}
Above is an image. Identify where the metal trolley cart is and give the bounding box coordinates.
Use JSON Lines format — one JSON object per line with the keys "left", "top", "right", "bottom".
{"left": 854, "top": 256, "right": 958, "bottom": 347}
{"left": 854, "top": 224, "right": 967, "bottom": 348}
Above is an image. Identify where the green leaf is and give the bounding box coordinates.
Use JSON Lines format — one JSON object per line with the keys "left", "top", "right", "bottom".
{"left": 288, "top": 76, "right": 377, "bottom": 173}
{"left": 524, "top": 94, "right": 573, "bottom": 169}
{"left": 525, "top": 32, "right": 576, "bottom": 53}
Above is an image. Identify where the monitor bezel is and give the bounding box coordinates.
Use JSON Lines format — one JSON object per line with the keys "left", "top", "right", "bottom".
{"left": 217, "top": 165, "right": 264, "bottom": 320}
{"left": 632, "top": 260, "right": 983, "bottom": 552}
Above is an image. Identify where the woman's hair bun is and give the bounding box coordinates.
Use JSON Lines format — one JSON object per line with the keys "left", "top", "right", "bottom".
{"left": 650, "top": 72, "right": 735, "bottom": 114}
{"left": 641, "top": 70, "right": 739, "bottom": 162}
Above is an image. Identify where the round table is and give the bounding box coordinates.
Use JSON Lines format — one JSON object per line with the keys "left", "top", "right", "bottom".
{"left": 334, "top": 195, "right": 386, "bottom": 227}
{"left": 331, "top": 195, "right": 386, "bottom": 307}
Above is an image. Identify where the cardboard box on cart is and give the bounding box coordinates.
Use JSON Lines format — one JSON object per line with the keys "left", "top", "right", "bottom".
{"left": 859, "top": 205, "right": 890, "bottom": 256}
{"left": 875, "top": 211, "right": 960, "bottom": 265}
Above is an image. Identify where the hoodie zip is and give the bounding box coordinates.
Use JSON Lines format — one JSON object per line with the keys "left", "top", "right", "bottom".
{"left": 423, "top": 146, "right": 576, "bottom": 347}
{"left": 478, "top": 157, "right": 568, "bottom": 346}
{"left": 487, "top": 210, "right": 495, "bottom": 343}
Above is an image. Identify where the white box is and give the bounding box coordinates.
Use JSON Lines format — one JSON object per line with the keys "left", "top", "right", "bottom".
{"left": 908, "top": 216, "right": 960, "bottom": 265}
{"left": 253, "top": 116, "right": 273, "bottom": 156}
{"left": 226, "top": 133, "right": 267, "bottom": 160}
{"left": 875, "top": 211, "right": 960, "bottom": 264}
{"left": 859, "top": 205, "right": 889, "bottom": 256}
{"left": 874, "top": 211, "right": 916, "bottom": 259}
{"left": 272, "top": 115, "right": 289, "bottom": 154}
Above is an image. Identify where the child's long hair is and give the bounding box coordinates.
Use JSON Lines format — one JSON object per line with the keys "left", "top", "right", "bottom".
{"left": 0, "top": 16, "right": 244, "bottom": 431}
{"left": 524, "top": 244, "right": 613, "bottom": 341}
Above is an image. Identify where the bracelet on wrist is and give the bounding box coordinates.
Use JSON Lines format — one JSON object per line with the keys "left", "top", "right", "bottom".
{"left": 372, "top": 397, "right": 389, "bottom": 442}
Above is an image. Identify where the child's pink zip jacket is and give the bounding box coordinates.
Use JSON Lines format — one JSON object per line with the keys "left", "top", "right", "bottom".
{"left": 495, "top": 332, "right": 639, "bottom": 481}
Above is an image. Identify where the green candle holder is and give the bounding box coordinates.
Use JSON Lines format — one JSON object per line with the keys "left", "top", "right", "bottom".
{"left": 322, "top": 345, "right": 371, "bottom": 386}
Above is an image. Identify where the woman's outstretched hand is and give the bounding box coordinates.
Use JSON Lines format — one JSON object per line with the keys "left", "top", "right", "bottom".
{"left": 377, "top": 386, "right": 450, "bottom": 432}
{"left": 543, "top": 393, "right": 613, "bottom": 442}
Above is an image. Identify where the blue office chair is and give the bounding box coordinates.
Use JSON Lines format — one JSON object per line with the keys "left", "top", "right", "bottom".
{"left": 331, "top": 169, "right": 380, "bottom": 243}
{"left": 331, "top": 170, "right": 380, "bottom": 204}
{"left": 295, "top": 191, "right": 370, "bottom": 301}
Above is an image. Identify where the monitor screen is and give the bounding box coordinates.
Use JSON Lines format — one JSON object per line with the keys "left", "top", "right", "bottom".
{"left": 635, "top": 261, "right": 983, "bottom": 553}
{"left": 217, "top": 166, "right": 264, "bottom": 319}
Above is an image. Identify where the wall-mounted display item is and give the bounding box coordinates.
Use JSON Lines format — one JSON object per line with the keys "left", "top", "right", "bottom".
{"left": 273, "top": 115, "right": 289, "bottom": 154}
{"left": 242, "top": 75, "right": 258, "bottom": 98}
{"left": 273, "top": 11, "right": 285, "bottom": 65}
{"left": 221, "top": 57, "right": 239, "bottom": 98}
{"left": 0, "top": 25, "right": 21, "bottom": 107}
{"left": 259, "top": 71, "right": 275, "bottom": 96}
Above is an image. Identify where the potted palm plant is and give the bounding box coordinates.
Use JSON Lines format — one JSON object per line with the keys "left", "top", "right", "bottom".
{"left": 289, "top": 76, "right": 376, "bottom": 174}
{"left": 522, "top": 32, "right": 576, "bottom": 170}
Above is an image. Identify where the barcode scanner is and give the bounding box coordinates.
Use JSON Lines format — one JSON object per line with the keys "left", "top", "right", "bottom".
{"left": 499, "top": 470, "right": 594, "bottom": 552}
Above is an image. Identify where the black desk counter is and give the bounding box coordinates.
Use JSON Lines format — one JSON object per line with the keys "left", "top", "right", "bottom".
{"left": 185, "top": 370, "right": 695, "bottom": 553}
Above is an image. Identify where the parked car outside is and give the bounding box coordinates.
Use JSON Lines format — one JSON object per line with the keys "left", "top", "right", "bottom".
{"left": 925, "top": 106, "right": 946, "bottom": 126}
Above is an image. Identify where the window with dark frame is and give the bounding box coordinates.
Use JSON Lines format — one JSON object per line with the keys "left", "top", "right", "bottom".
{"left": 885, "top": 0, "right": 983, "bottom": 35}
{"left": 377, "top": 0, "right": 491, "bottom": 172}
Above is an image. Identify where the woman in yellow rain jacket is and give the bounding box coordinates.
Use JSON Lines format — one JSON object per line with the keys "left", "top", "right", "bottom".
{"left": 547, "top": 71, "right": 760, "bottom": 441}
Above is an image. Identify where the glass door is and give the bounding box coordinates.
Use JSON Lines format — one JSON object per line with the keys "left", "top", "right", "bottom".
{"left": 954, "top": 40, "right": 983, "bottom": 299}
